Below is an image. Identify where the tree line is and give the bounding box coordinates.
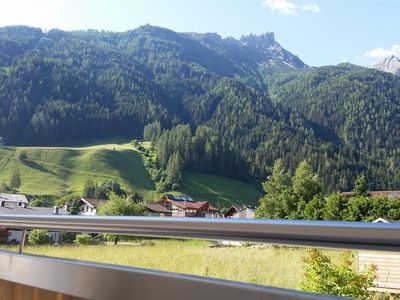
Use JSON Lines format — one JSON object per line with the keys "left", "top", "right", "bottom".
{"left": 143, "top": 122, "right": 247, "bottom": 191}
{"left": 256, "top": 159, "right": 400, "bottom": 221}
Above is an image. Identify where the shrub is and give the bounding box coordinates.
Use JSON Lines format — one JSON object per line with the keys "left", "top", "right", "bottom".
{"left": 59, "top": 232, "right": 77, "bottom": 244}
{"left": 57, "top": 193, "right": 81, "bottom": 215}
{"left": 28, "top": 230, "right": 50, "bottom": 246}
{"left": 172, "top": 183, "right": 180, "bottom": 190}
{"left": 18, "top": 150, "right": 28, "bottom": 161}
{"left": 156, "top": 182, "right": 167, "bottom": 193}
{"left": 131, "top": 139, "right": 140, "bottom": 147}
{"left": 0, "top": 182, "right": 11, "bottom": 192}
{"left": 0, "top": 226, "right": 10, "bottom": 243}
{"left": 29, "top": 199, "right": 43, "bottom": 207}
{"left": 301, "top": 249, "right": 376, "bottom": 299}
{"left": 74, "top": 234, "right": 94, "bottom": 245}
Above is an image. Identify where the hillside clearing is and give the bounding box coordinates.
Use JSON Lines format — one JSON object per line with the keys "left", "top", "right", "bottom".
{"left": 0, "top": 141, "right": 261, "bottom": 206}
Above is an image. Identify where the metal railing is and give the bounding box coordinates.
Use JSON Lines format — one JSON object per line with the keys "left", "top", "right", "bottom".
{"left": 1, "top": 215, "right": 400, "bottom": 299}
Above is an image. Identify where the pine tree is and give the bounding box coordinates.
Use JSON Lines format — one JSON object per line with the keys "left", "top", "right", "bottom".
{"left": 255, "top": 159, "right": 292, "bottom": 219}
{"left": 293, "top": 161, "right": 322, "bottom": 204}
{"left": 353, "top": 175, "right": 369, "bottom": 197}
{"left": 83, "top": 179, "right": 96, "bottom": 198}
{"left": 165, "top": 152, "right": 183, "bottom": 188}
{"left": 10, "top": 169, "right": 21, "bottom": 192}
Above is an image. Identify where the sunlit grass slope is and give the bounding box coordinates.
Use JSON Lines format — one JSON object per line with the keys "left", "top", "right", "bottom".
{"left": 0, "top": 143, "right": 156, "bottom": 198}
{"left": 0, "top": 140, "right": 261, "bottom": 205}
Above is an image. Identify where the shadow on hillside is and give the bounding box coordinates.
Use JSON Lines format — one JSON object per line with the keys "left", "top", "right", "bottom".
{"left": 181, "top": 179, "right": 228, "bottom": 207}
{"left": 23, "top": 160, "right": 57, "bottom": 176}
{"left": 104, "top": 149, "right": 156, "bottom": 191}
{"left": 69, "top": 136, "right": 129, "bottom": 148}
{"left": 180, "top": 173, "right": 261, "bottom": 207}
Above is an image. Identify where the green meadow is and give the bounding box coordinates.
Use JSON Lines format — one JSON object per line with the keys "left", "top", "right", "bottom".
{"left": 0, "top": 140, "right": 261, "bottom": 205}
{"left": 17, "top": 241, "right": 341, "bottom": 290}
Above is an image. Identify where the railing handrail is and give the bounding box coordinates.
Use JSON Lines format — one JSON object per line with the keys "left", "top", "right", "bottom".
{"left": 1, "top": 215, "right": 398, "bottom": 299}
{"left": 1, "top": 214, "right": 400, "bottom": 251}
{"left": 0, "top": 250, "right": 344, "bottom": 300}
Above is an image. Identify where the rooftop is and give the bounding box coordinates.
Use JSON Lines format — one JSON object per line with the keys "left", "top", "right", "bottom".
{"left": 81, "top": 198, "right": 108, "bottom": 208}
{"left": 144, "top": 203, "right": 171, "bottom": 214}
{"left": 342, "top": 191, "right": 400, "bottom": 199}
{"left": 165, "top": 194, "right": 194, "bottom": 202}
{"left": 0, "top": 193, "right": 28, "bottom": 203}
{"left": 0, "top": 202, "right": 68, "bottom": 215}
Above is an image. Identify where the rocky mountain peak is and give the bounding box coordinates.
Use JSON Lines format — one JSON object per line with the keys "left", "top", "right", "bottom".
{"left": 239, "top": 32, "right": 306, "bottom": 70}
{"left": 373, "top": 55, "right": 400, "bottom": 77}
{"left": 240, "top": 32, "right": 276, "bottom": 50}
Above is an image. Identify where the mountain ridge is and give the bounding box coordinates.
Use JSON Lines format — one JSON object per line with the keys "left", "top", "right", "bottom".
{"left": 1, "top": 25, "right": 400, "bottom": 192}
{"left": 372, "top": 55, "right": 400, "bottom": 77}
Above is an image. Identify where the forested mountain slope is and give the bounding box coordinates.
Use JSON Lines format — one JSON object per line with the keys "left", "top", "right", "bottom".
{"left": 0, "top": 25, "right": 305, "bottom": 144}
{"left": 268, "top": 64, "right": 400, "bottom": 190}
{"left": 1, "top": 25, "right": 400, "bottom": 192}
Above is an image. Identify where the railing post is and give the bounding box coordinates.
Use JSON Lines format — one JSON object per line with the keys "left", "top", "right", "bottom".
{"left": 18, "top": 228, "right": 27, "bottom": 254}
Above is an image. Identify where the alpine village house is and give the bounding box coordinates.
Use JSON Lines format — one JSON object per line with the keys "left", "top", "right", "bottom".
{"left": 144, "top": 194, "right": 219, "bottom": 217}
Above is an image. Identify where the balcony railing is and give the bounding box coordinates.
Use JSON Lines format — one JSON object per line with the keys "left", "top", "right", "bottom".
{"left": 1, "top": 215, "right": 400, "bottom": 299}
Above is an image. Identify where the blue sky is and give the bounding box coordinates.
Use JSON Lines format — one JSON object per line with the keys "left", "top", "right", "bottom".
{"left": 1, "top": 0, "right": 399, "bottom": 66}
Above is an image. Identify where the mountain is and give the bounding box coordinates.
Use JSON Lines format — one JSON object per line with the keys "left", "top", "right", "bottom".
{"left": 1, "top": 25, "right": 400, "bottom": 192}
{"left": 372, "top": 55, "right": 400, "bottom": 77}
{"left": 267, "top": 63, "right": 400, "bottom": 190}
{"left": 186, "top": 31, "right": 307, "bottom": 73}
{"left": 0, "top": 24, "right": 307, "bottom": 145}
{"left": 240, "top": 32, "right": 307, "bottom": 71}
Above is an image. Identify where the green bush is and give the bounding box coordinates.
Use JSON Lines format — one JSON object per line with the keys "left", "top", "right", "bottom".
{"left": 28, "top": 230, "right": 50, "bottom": 246}
{"left": 57, "top": 193, "right": 82, "bottom": 215}
{"left": 28, "top": 199, "right": 43, "bottom": 207}
{"left": 301, "top": 249, "right": 376, "bottom": 299}
{"left": 0, "top": 182, "right": 11, "bottom": 192}
{"left": 131, "top": 139, "right": 140, "bottom": 147}
{"left": 172, "top": 183, "right": 181, "bottom": 190}
{"left": 18, "top": 150, "right": 28, "bottom": 161}
{"left": 74, "top": 233, "right": 95, "bottom": 245}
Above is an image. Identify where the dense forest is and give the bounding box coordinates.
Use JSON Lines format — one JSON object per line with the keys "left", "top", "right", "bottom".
{"left": 1, "top": 25, "right": 400, "bottom": 192}
{"left": 256, "top": 160, "right": 400, "bottom": 221}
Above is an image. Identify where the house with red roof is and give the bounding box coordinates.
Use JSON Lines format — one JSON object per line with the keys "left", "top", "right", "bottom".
{"left": 150, "top": 194, "right": 218, "bottom": 217}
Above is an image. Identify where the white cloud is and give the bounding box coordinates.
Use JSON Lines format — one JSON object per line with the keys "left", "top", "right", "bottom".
{"left": 363, "top": 45, "right": 400, "bottom": 58}
{"left": 263, "top": 0, "right": 320, "bottom": 15}
{"left": 263, "top": 0, "right": 297, "bottom": 15}
{"left": 301, "top": 3, "right": 320, "bottom": 13}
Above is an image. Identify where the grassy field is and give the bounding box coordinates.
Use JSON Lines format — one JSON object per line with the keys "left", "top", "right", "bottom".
{"left": 0, "top": 142, "right": 157, "bottom": 198}
{"left": 12, "top": 240, "right": 342, "bottom": 290}
{"left": 181, "top": 173, "right": 261, "bottom": 207}
{"left": 0, "top": 139, "right": 261, "bottom": 205}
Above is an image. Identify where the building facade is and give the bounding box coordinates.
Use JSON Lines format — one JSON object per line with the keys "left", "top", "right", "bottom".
{"left": 147, "top": 194, "right": 218, "bottom": 217}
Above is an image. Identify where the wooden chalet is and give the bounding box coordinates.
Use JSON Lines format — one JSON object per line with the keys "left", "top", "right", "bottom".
{"left": 154, "top": 194, "right": 218, "bottom": 217}
{"left": 144, "top": 203, "right": 172, "bottom": 217}
{"left": 224, "top": 205, "right": 255, "bottom": 219}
